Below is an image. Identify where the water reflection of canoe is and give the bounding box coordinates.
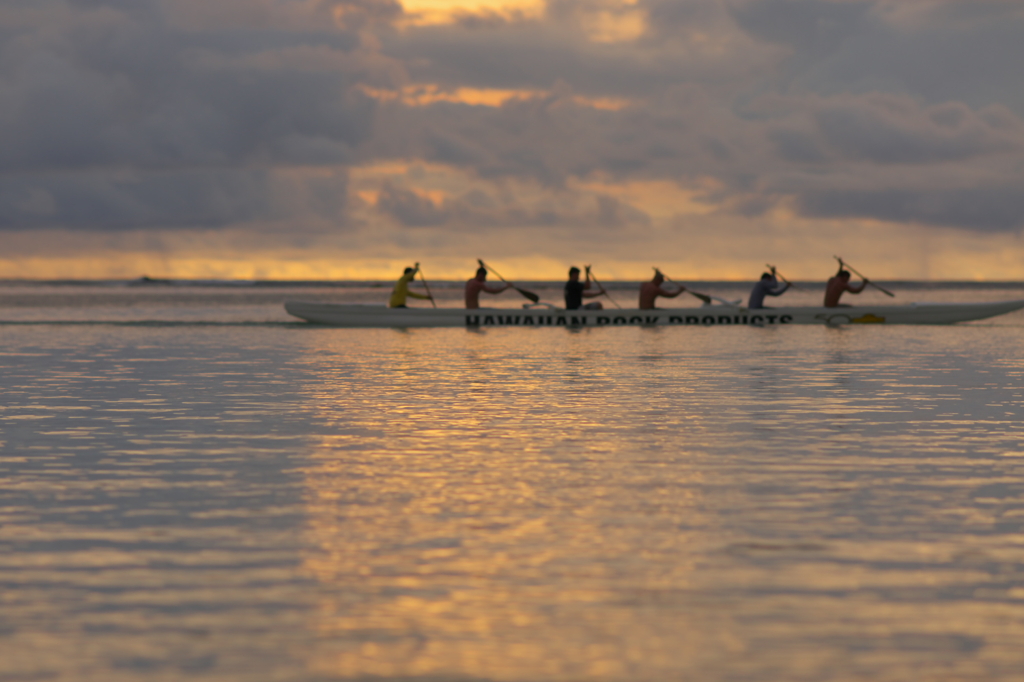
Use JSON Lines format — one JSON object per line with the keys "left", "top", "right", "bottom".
{"left": 285, "top": 300, "right": 1024, "bottom": 328}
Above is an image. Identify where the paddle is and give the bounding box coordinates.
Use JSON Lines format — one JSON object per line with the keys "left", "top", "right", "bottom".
{"left": 766, "top": 263, "right": 797, "bottom": 290}
{"left": 586, "top": 265, "right": 621, "bottom": 309}
{"left": 655, "top": 268, "right": 716, "bottom": 305}
{"left": 834, "top": 256, "right": 895, "bottom": 297}
{"left": 416, "top": 262, "right": 437, "bottom": 309}
{"left": 478, "top": 259, "right": 539, "bottom": 303}
{"left": 658, "top": 269, "right": 743, "bottom": 306}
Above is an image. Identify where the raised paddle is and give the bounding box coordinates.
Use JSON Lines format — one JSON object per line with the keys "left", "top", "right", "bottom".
{"left": 766, "top": 263, "right": 797, "bottom": 289}
{"left": 416, "top": 262, "right": 437, "bottom": 308}
{"left": 478, "top": 259, "right": 539, "bottom": 303}
{"left": 834, "top": 256, "right": 895, "bottom": 297}
{"left": 586, "top": 265, "right": 621, "bottom": 309}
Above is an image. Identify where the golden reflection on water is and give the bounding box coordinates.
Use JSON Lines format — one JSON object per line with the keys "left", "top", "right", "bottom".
{"left": 298, "top": 329, "right": 714, "bottom": 679}
{"left": 4, "top": 313, "right": 1024, "bottom": 681}
{"left": 292, "top": 326, "right": 1024, "bottom": 681}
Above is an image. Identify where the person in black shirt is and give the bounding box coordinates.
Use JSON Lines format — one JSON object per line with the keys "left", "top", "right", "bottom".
{"left": 564, "top": 266, "right": 605, "bottom": 310}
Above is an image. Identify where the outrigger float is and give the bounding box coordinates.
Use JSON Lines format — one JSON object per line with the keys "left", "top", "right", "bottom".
{"left": 284, "top": 300, "right": 1024, "bottom": 328}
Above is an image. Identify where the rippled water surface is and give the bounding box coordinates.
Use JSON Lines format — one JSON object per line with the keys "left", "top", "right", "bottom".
{"left": 3, "top": 282, "right": 1024, "bottom": 681}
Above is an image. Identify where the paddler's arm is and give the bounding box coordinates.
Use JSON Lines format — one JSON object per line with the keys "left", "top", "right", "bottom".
{"left": 407, "top": 290, "right": 431, "bottom": 300}
{"left": 483, "top": 283, "right": 512, "bottom": 294}
{"left": 661, "top": 284, "right": 686, "bottom": 298}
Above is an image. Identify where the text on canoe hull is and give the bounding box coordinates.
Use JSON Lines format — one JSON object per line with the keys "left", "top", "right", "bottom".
{"left": 465, "top": 314, "right": 795, "bottom": 326}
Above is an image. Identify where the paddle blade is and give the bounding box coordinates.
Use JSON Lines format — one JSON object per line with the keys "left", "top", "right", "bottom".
{"left": 515, "top": 287, "right": 540, "bottom": 303}
{"left": 688, "top": 290, "right": 711, "bottom": 304}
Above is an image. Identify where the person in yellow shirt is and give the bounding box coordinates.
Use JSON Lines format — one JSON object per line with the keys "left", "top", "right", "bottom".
{"left": 389, "top": 264, "right": 433, "bottom": 308}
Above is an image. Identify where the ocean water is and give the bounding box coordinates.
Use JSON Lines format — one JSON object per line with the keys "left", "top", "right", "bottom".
{"left": 2, "top": 280, "right": 1024, "bottom": 681}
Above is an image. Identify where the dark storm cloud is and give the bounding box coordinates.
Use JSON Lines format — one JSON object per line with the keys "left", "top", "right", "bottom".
{"left": 797, "top": 183, "right": 1024, "bottom": 232}
{"left": 0, "top": 0, "right": 389, "bottom": 230}
{"left": 0, "top": 168, "right": 349, "bottom": 229}
{"left": 813, "top": 96, "right": 1023, "bottom": 164}
{"left": 768, "top": 128, "right": 827, "bottom": 163}
{"left": 0, "top": 1, "right": 381, "bottom": 172}
{"left": 369, "top": 87, "right": 747, "bottom": 189}
{"left": 728, "top": 0, "right": 872, "bottom": 60}
{"left": 762, "top": 93, "right": 1024, "bottom": 166}
{"left": 6, "top": 0, "right": 1024, "bottom": 237}
{"left": 370, "top": 0, "right": 1024, "bottom": 232}
{"left": 729, "top": 0, "right": 1024, "bottom": 113}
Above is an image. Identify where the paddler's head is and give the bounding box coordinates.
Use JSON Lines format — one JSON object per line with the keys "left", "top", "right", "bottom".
{"left": 568, "top": 266, "right": 580, "bottom": 281}
{"left": 476, "top": 267, "right": 487, "bottom": 280}
{"left": 838, "top": 270, "right": 850, "bottom": 280}
{"left": 404, "top": 267, "right": 415, "bottom": 275}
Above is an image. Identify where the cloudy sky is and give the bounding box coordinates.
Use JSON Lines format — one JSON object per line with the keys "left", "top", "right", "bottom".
{"left": 2, "top": 0, "right": 1024, "bottom": 280}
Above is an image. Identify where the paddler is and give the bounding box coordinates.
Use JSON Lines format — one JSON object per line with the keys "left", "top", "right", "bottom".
{"left": 389, "top": 264, "right": 433, "bottom": 308}
{"left": 639, "top": 270, "right": 687, "bottom": 310}
{"left": 565, "top": 266, "right": 605, "bottom": 310}
{"left": 748, "top": 267, "right": 790, "bottom": 309}
{"left": 465, "top": 266, "right": 512, "bottom": 309}
{"left": 824, "top": 267, "right": 868, "bottom": 307}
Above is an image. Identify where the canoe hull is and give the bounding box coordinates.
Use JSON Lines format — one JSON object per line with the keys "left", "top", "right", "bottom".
{"left": 285, "top": 300, "right": 1024, "bottom": 328}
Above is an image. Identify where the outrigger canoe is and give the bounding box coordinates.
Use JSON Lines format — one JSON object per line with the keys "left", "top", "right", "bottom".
{"left": 285, "top": 300, "right": 1024, "bottom": 328}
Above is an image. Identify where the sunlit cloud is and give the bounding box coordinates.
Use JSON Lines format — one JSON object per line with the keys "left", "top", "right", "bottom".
{"left": 3, "top": 0, "right": 1024, "bottom": 280}
{"left": 569, "top": 1, "right": 647, "bottom": 43}
{"left": 358, "top": 83, "right": 632, "bottom": 109}
{"left": 399, "top": 0, "right": 544, "bottom": 26}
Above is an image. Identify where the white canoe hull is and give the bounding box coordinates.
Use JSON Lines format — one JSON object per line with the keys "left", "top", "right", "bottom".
{"left": 285, "top": 300, "right": 1024, "bottom": 328}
